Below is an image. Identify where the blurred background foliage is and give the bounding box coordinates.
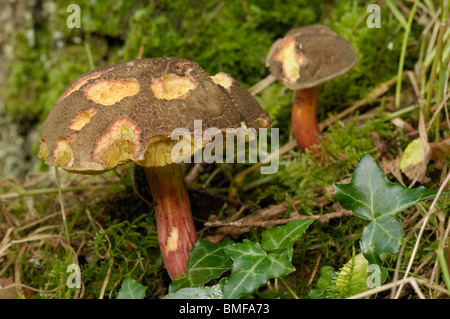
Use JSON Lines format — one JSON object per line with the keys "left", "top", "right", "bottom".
{"left": 1, "top": 0, "right": 419, "bottom": 178}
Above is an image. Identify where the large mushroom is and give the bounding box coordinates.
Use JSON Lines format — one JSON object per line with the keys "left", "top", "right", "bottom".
{"left": 38, "top": 57, "right": 271, "bottom": 278}
{"left": 266, "top": 25, "right": 357, "bottom": 159}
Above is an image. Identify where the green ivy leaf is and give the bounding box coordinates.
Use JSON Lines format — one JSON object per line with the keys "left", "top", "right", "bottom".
{"left": 163, "top": 284, "right": 224, "bottom": 299}
{"left": 222, "top": 240, "right": 295, "bottom": 299}
{"left": 169, "top": 240, "right": 233, "bottom": 293}
{"left": 308, "top": 265, "right": 337, "bottom": 299}
{"left": 333, "top": 153, "right": 448, "bottom": 265}
{"left": 165, "top": 220, "right": 313, "bottom": 299}
{"left": 261, "top": 219, "right": 315, "bottom": 251}
{"left": 359, "top": 215, "right": 403, "bottom": 264}
{"left": 116, "top": 278, "right": 147, "bottom": 299}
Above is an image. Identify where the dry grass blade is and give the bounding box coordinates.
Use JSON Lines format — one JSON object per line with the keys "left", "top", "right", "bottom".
{"left": 0, "top": 228, "right": 14, "bottom": 259}
{"left": 248, "top": 74, "right": 276, "bottom": 96}
{"left": 426, "top": 60, "right": 450, "bottom": 131}
{"left": 393, "top": 169, "right": 450, "bottom": 299}
{"left": 319, "top": 75, "right": 399, "bottom": 130}
{"left": 348, "top": 277, "right": 449, "bottom": 299}
{"left": 11, "top": 233, "right": 64, "bottom": 245}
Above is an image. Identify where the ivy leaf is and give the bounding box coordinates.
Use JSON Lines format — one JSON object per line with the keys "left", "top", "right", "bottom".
{"left": 169, "top": 240, "right": 233, "bottom": 293}
{"left": 261, "top": 219, "right": 315, "bottom": 251}
{"left": 222, "top": 240, "right": 295, "bottom": 299}
{"left": 309, "top": 266, "right": 337, "bottom": 299}
{"left": 333, "top": 153, "right": 448, "bottom": 265}
{"left": 359, "top": 215, "right": 403, "bottom": 264}
{"left": 222, "top": 220, "right": 314, "bottom": 299}
{"left": 166, "top": 220, "right": 313, "bottom": 299}
{"left": 163, "top": 284, "right": 224, "bottom": 299}
{"left": 116, "top": 278, "right": 147, "bottom": 299}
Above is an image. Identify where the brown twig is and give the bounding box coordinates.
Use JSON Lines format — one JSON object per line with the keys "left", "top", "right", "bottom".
{"left": 307, "top": 252, "right": 323, "bottom": 287}
{"left": 319, "top": 74, "right": 399, "bottom": 130}
{"left": 204, "top": 204, "right": 353, "bottom": 230}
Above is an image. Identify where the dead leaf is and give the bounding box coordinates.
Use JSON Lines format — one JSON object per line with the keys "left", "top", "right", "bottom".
{"left": 0, "top": 277, "right": 17, "bottom": 299}
{"left": 401, "top": 135, "right": 450, "bottom": 183}
{"left": 400, "top": 138, "right": 430, "bottom": 183}
{"left": 430, "top": 135, "right": 450, "bottom": 169}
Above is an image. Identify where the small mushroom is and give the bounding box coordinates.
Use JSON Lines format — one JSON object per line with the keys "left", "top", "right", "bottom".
{"left": 38, "top": 57, "right": 271, "bottom": 278}
{"left": 266, "top": 25, "right": 357, "bottom": 160}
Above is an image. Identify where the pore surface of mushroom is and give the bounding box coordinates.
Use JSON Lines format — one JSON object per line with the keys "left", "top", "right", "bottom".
{"left": 266, "top": 25, "right": 357, "bottom": 159}
{"left": 38, "top": 57, "right": 271, "bottom": 278}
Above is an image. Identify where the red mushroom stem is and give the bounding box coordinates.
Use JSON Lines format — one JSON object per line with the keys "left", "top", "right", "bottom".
{"left": 144, "top": 164, "right": 197, "bottom": 279}
{"left": 291, "top": 86, "right": 327, "bottom": 161}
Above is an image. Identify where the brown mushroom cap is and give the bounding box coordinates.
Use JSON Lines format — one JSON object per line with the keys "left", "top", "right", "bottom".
{"left": 265, "top": 25, "right": 357, "bottom": 90}
{"left": 38, "top": 57, "right": 271, "bottom": 174}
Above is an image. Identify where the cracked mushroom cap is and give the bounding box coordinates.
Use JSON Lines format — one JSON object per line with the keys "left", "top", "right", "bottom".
{"left": 38, "top": 57, "right": 271, "bottom": 174}
{"left": 266, "top": 25, "right": 357, "bottom": 90}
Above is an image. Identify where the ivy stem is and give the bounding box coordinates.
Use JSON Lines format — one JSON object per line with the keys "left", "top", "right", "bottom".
{"left": 280, "top": 277, "right": 299, "bottom": 299}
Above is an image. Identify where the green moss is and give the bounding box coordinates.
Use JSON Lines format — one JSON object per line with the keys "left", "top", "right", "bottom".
{"left": 321, "top": 1, "right": 419, "bottom": 105}
{"left": 256, "top": 116, "right": 391, "bottom": 206}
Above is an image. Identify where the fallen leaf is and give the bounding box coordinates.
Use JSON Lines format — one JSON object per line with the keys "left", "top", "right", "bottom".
{"left": 430, "top": 135, "right": 450, "bottom": 169}
{"left": 400, "top": 138, "right": 430, "bottom": 183}
{"left": 0, "top": 277, "right": 17, "bottom": 299}
{"left": 400, "top": 136, "right": 450, "bottom": 182}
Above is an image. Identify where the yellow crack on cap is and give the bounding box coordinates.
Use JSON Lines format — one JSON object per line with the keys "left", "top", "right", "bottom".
{"left": 211, "top": 72, "right": 233, "bottom": 89}
{"left": 274, "top": 36, "right": 305, "bottom": 84}
{"left": 54, "top": 139, "right": 74, "bottom": 168}
{"left": 57, "top": 68, "right": 113, "bottom": 103}
{"left": 93, "top": 116, "right": 142, "bottom": 168}
{"left": 150, "top": 73, "right": 197, "bottom": 100}
{"left": 69, "top": 107, "right": 98, "bottom": 131}
{"left": 84, "top": 79, "right": 140, "bottom": 106}
{"left": 38, "top": 140, "right": 49, "bottom": 161}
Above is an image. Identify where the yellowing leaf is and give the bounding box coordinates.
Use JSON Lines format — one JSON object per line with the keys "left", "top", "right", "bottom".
{"left": 400, "top": 138, "right": 430, "bottom": 183}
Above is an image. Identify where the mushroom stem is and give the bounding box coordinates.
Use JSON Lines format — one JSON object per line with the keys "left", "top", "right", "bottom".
{"left": 291, "top": 86, "right": 325, "bottom": 157}
{"left": 144, "top": 164, "right": 197, "bottom": 279}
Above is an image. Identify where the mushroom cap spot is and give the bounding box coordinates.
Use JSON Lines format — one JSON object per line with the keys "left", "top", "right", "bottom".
{"left": 266, "top": 24, "right": 357, "bottom": 90}
{"left": 38, "top": 140, "right": 49, "bottom": 161}
{"left": 257, "top": 117, "right": 271, "bottom": 128}
{"left": 54, "top": 139, "right": 74, "bottom": 168}
{"left": 149, "top": 73, "right": 197, "bottom": 100}
{"left": 165, "top": 227, "right": 179, "bottom": 254}
{"left": 273, "top": 36, "right": 306, "bottom": 84}
{"left": 93, "top": 116, "right": 142, "bottom": 169}
{"left": 57, "top": 68, "right": 113, "bottom": 103}
{"left": 69, "top": 107, "right": 98, "bottom": 131}
{"left": 211, "top": 72, "right": 234, "bottom": 89}
{"left": 84, "top": 79, "right": 140, "bottom": 106}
